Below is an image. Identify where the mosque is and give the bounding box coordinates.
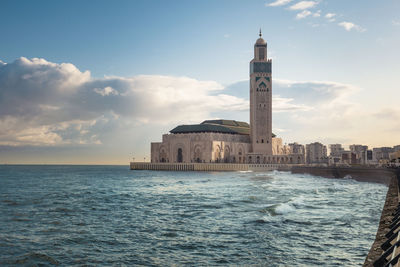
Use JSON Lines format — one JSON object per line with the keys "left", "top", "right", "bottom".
{"left": 150, "top": 32, "right": 304, "bottom": 165}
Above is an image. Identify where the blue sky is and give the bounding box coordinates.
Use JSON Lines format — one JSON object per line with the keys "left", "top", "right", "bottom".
{"left": 0, "top": 0, "right": 399, "bottom": 164}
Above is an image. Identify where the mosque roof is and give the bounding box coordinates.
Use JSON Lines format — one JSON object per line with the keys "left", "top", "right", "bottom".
{"left": 170, "top": 119, "right": 276, "bottom": 137}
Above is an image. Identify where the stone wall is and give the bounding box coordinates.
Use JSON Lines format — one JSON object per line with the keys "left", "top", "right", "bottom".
{"left": 291, "top": 166, "right": 395, "bottom": 185}
{"left": 130, "top": 162, "right": 295, "bottom": 172}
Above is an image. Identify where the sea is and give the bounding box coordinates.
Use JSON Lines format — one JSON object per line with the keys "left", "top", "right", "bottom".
{"left": 0, "top": 165, "right": 387, "bottom": 266}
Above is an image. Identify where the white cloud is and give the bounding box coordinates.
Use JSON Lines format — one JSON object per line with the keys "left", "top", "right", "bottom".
{"left": 325, "top": 13, "right": 336, "bottom": 22}
{"left": 266, "top": 0, "right": 292, "bottom": 7}
{"left": 0, "top": 57, "right": 247, "bottom": 146}
{"left": 325, "top": 13, "right": 336, "bottom": 19}
{"left": 312, "top": 10, "right": 321, "bottom": 17}
{"left": 289, "top": 1, "right": 318, "bottom": 10}
{"left": 273, "top": 95, "right": 313, "bottom": 112}
{"left": 338, "top": 21, "right": 366, "bottom": 32}
{"left": 296, "top": 10, "right": 312, "bottom": 19}
{"left": 94, "top": 86, "right": 119, "bottom": 96}
{"left": 393, "top": 20, "right": 400, "bottom": 26}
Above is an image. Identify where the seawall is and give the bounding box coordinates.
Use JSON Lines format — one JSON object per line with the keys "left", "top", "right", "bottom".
{"left": 291, "top": 166, "right": 396, "bottom": 185}
{"left": 362, "top": 168, "right": 400, "bottom": 267}
{"left": 130, "top": 162, "right": 295, "bottom": 172}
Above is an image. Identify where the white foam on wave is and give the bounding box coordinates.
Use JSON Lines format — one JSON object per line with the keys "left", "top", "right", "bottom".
{"left": 275, "top": 202, "right": 295, "bottom": 214}
{"left": 290, "top": 196, "right": 305, "bottom": 207}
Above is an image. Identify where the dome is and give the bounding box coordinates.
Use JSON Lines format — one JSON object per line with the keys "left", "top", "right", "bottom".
{"left": 256, "top": 29, "right": 266, "bottom": 45}
{"left": 255, "top": 37, "right": 266, "bottom": 45}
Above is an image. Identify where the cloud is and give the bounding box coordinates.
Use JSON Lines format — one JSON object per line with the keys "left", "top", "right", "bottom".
{"left": 93, "top": 86, "right": 119, "bottom": 96}
{"left": 0, "top": 57, "right": 248, "bottom": 146}
{"left": 338, "top": 21, "right": 366, "bottom": 32}
{"left": 393, "top": 20, "right": 400, "bottom": 26}
{"left": 312, "top": 10, "right": 321, "bottom": 17}
{"left": 273, "top": 79, "right": 360, "bottom": 102}
{"left": 273, "top": 95, "right": 313, "bottom": 112}
{"left": 325, "top": 13, "right": 336, "bottom": 19}
{"left": 289, "top": 1, "right": 318, "bottom": 10}
{"left": 266, "top": 0, "right": 292, "bottom": 7}
{"left": 296, "top": 10, "right": 312, "bottom": 19}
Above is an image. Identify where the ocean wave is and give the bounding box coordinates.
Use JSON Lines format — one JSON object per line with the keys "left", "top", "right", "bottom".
{"left": 12, "top": 252, "right": 59, "bottom": 266}
{"left": 262, "top": 202, "right": 296, "bottom": 216}
{"left": 275, "top": 202, "right": 296, "bottom": 214}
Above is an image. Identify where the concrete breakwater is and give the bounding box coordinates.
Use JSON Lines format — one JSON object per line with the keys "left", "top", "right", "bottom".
{"left": 363, "top": 168, "right": 400, "bottom": 267}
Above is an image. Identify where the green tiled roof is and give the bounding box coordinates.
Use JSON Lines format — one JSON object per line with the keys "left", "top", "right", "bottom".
{"left": 170, "top": 124, "right": 241, "bottom": 135}
{"left": 170, "top": 119, "right": 276, "bottom": 137}
{"left": 201, "top": 119, "right": 249, "bottom": 128}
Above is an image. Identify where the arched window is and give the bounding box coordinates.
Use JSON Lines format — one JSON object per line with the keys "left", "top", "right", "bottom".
{"left": 261, "top": 139, "right": 264, "bottom": 143}
{"left": 177, "top": 148, "right": 183, "bottom": 163}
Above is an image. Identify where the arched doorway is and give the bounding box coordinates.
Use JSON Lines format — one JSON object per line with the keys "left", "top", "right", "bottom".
{"left": 194, "top": 147, "right": 202, "bottom": 163}
{"left": 214, "top": 145, "right": 222, "bottom": 163}
{"left": 224, "top": 146, "right": 230, "bottom": 163}
{"left": 177, "top": 148, "right": 183, "bottom": 163}
{"left": 159, "top": 148, "right": 167, "bottom": 163}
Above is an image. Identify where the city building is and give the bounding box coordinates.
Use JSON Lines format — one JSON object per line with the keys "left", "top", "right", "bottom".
{"left": 349, "top": 144, "right": 369, "bottom": 164}
{"left": 390, "top": 150, "right": 400, "bottom": 165}
{"left": 306, "top": 142, "right": 328, "bottom": 164}
{"left": 150, "top": 32, "right": 304, "bottom": 165}
{"left": 329, "top": 144, "right": 344, "bottom": 157}
{"left": 289, "top": 142, "right": 305, "bottom": 155}
{"left": 373, "top": 147, "right": 394, "bottom": 164}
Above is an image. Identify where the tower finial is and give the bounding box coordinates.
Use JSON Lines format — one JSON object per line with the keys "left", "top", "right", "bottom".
{"left": 259, "top": 28, "right": 262, "bottom": 37}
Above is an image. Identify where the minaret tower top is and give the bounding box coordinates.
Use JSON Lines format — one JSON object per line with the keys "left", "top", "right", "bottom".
{"left": 254, "top": 29, "right": 267, "bottom": 60}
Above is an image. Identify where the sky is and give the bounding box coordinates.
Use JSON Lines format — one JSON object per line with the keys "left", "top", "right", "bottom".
{"left": 0, "top": 0, "right": 399, "bottom": 164}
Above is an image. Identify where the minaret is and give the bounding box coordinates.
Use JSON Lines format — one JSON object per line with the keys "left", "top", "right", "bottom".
{"left": 249, "top": 30, "right": 272, "bottom": 155}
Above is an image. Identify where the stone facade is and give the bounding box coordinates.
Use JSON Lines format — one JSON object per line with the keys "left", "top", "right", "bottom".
{"left": 151, "top": 132, "right": 251, "bottom": 163}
